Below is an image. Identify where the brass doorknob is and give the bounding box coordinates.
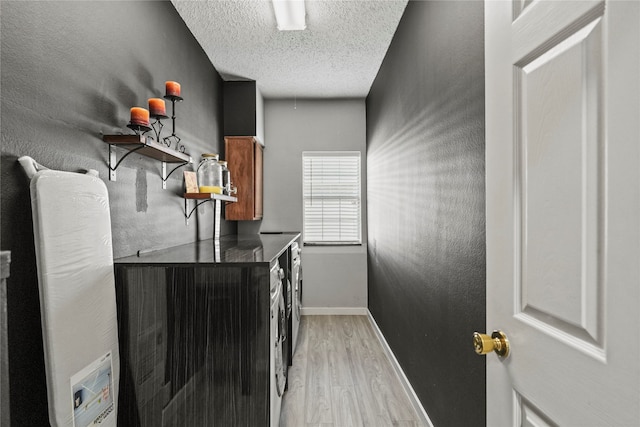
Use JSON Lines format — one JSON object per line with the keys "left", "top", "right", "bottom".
{"left": 473, "top": 330, "right": 510, "bottom": 358}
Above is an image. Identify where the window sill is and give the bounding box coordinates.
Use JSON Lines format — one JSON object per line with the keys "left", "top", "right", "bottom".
{"left": 303, "top": 242, "right": 362, "bottom": 247}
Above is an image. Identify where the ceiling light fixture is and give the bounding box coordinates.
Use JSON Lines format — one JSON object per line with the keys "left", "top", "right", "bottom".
{"left": 272, "top": 0, "right": 306, "bottom": 31}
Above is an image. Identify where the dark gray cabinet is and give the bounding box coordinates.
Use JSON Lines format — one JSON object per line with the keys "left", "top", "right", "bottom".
{"left": 1, "top": 251, "right": 10, "bottom": 427}
{"left": 113, "top": 234, "right": 298, "bottom": 427}
{"left": 223, "top": 80, "right": 263, "bottom": 142}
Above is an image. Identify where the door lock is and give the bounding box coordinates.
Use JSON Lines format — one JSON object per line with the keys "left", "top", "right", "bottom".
{"left": 473, "top": 330, "right": 510, "bottom": 358}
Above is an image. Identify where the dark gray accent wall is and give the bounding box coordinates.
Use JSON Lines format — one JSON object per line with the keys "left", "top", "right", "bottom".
{"left": 1, "top": 2, "right": 233, "bottom": 424}
{"left": 366, "top": 2, "right": 486, "bottom": 426}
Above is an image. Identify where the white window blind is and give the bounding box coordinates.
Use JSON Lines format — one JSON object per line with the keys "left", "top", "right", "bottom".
{"left": 303, "top": 151, "right": 361, "bottom": 244}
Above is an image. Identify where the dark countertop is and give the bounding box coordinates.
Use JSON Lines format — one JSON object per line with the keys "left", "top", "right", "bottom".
{"left": 114, "top": 233, "right": 300, "bottom": 266}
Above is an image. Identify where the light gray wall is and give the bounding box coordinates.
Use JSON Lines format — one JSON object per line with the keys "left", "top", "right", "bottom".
{"left": 256, "top": 87, "right": 265, "bottom": 145}
{"left": 260, "top": 99, "right": 367, "bottom": 309}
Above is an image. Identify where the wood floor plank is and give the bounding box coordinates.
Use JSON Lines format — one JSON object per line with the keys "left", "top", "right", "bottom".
{"left": 331, "top": 385, "right": 364, "bottom": 427}
{"left": 280, "top": 315, "right": 424, "bottom": 427}
{"left": 327, "top": 316, "right": 355, "bottom": 387}
{"left": 353, "top": 316, "right": 418, "bottom": 424}
{"left": 304, "top": 316, "right": 333, "bottom": 424}
{"left": 348, "top": 316, "right": 395, "bottom": 426}
{"left": 280, "top": 316, "right": 309, "bottom": 427}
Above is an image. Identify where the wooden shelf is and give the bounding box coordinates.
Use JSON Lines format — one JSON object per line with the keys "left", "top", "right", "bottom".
{"left": 183, "top": 193, "right": 238, "bottom": 238}
{"left": 184, "top": 193, "right": 238, "bottom": 203}
{"left": 102, "top": 134, "right": 192, "bottom": 187}
{"left": 103, "top": 134, "right": 191, "bottom": 163}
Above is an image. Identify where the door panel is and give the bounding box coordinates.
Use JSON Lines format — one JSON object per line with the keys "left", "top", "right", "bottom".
{"left": 486, "top": 1, "right": 640, "bottom": 425}
{"left": 518, "top": 394, "right": 557, "bottom": 427}
{"left": 515, "top": 12, "right": 603, "bottom": 356}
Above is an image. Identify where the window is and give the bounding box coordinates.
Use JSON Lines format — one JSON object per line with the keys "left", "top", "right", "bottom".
{"left": 302, "top": 151, "right": 361, "bottom": 244}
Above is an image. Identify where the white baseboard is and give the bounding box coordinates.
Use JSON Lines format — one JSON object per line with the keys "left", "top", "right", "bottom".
{"left": 301, "top": 307, "right": 368, "bottom": 316}
{"left": 366, "top": 310, "right": 434, "bottom": 427}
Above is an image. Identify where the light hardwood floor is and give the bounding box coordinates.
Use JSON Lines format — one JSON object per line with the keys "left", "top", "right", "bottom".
{"left": 280, "top": 315, "right": 427, "bottom": 427}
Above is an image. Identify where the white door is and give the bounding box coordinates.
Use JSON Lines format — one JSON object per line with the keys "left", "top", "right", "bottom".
{"left": 485, "top": 0, "right": 640, "bottom": 426}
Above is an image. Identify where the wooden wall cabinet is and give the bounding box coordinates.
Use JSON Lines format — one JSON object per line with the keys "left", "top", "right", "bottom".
{"left": 225, "top": 136, "right": 263, "bottom": 220}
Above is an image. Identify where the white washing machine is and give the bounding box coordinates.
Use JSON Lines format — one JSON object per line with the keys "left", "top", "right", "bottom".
{"left": 290, "top": 242, "right": 302, "bottom": 356}
{"left": 270, "top": 262, "right": 286, "bottom": 427}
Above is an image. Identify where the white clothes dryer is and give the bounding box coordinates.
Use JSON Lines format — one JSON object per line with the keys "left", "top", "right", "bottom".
{"left": 270, "top": 262, "right": 286, "bottom": 427}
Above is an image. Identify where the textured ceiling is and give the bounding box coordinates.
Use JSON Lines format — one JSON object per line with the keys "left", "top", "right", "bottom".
{"left": 171, "top": 0, "right": 408, "bottom": 98}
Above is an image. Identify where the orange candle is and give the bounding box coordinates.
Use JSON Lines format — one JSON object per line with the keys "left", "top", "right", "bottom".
{"left": 130, "top": 107, "right": 150, "bottom": 125}
{"left": 165, "top": 81, "right": 181, "bottom": 97}
{"left": 148, "top": 98, "right": 166, "bottom": 116}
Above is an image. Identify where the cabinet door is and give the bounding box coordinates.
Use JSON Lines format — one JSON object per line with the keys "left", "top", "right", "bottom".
{"left": 254, "top": 141, "right": 263, "bottom": 219}
{"left": 225, "top": 136, "right": 263, "bottom": 220}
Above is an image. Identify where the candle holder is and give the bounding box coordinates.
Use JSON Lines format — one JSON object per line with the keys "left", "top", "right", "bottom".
{"left": 102, "top": 83, "right": 191, "bottom": 187}
{"left": 150, "top": 114, "right": 169, "bottom": 144}
{"left": 163, "top": 94, "right": 185, "bottom": 153}
{"left": 126, "top": 122, "right": 152, "bottom": 135}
